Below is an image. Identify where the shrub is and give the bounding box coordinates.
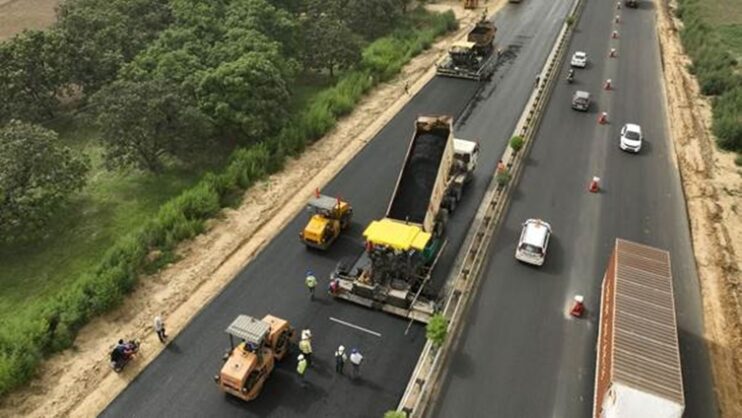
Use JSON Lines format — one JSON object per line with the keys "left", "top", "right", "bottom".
{"left": 496, "top": 170, "right": 511, "bottom": 187}
{"left": 384, "top": 411, "right": 407, "bottom": 418}
{"left": 426, "top": 313, "right": 449, "bottom": 348}
{"left": 509, "top": 135, "right": 525, "bottom": 152}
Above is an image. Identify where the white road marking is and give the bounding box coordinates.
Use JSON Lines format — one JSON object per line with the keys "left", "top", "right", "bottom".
{"left": 329, "top": 317, "right": 382, "bottom": 337}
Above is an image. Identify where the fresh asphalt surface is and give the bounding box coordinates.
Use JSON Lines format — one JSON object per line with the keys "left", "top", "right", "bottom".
{"left": 101, "top": 2, "right": 572, "bottom": 418}
{"left": 432, "top": 1, "right": 719, "bottom": 417}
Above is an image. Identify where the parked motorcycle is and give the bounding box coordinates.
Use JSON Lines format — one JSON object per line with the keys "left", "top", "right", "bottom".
{"left": 110, "top": 339, "right": 140, "bottom": 372}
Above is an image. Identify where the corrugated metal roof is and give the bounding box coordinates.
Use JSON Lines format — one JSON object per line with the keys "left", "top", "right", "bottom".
{"left": 611, "top": 239, "right": 685, "bottom": 405}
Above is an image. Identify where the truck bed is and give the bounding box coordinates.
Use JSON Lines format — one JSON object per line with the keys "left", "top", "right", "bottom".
{"left": 387, "top": 129, "right": 449, "bottom": 224}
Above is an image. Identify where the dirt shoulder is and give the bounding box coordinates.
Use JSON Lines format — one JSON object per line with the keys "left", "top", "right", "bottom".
{"left": 0, "top": 2, "right": 502, "bottom": 417}
{"left": 0, "top": 0, "right": 59, "bottom": 41}
{"left": 657, "top": 2, "right": 742, "bottom": 417}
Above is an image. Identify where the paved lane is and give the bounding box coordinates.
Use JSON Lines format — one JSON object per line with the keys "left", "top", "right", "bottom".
{"left": 432, "top": 0, "right": 718, "bottom": 417}
{"left": 101, "top": 2, "right": 573, "bottom": 417}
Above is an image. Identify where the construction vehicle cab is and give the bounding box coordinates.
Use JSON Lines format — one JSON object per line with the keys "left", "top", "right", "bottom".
{"left": 215, "top": 315, "right": 293, "bottom": 401}
{"left": 300, "top": 194, "right": 353, "bottom": 250}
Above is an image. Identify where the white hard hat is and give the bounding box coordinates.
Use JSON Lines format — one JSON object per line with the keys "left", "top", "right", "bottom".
{"left": 302, "top": 329, "right": 312, "bottom": 339}
{"left": 338, "top": 345, "right": 345, "bottom": 353}
{"left": 574, "top": 295, "right": 584, "bottom": 303}
{"left": 297, "top": 354, "right": 305, "bottom": 361}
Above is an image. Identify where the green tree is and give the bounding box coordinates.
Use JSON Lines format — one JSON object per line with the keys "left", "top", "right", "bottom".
{"left": 343, "top": 0, "right": 402, "bottom": 40}
{"left": 197, "top": 53, "right": 290, "bottom": 142}
{"left": 300, "top": 2, "right": 362, "bottom": 76}
{"left": 0, "top": 121, "right": 90, "bottom": 241}
{"left": 226, "top": 0, "right": 300, "bottom": 56}
{"left": 56, "top": 0, "right": 172, "bottom": 94}
{"left": 0, "top": 30, "right": 65, "bottom": 122}
{"left": 92, "top": 79, "right": 213, "bottom": 172}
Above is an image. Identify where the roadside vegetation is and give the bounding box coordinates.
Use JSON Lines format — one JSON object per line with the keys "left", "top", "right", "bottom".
{"left": 0, "top": 0, "right": 457, "bottom": 396}
{"left": 675, "top": 0, "right": 742, "bottom": 157}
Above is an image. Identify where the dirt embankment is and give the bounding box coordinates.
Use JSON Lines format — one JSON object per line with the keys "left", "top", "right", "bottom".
{"left": 0, "top": 2, "right": 501, "bottom": 417}
{"left": 657, "top": 2, "right": 742, "bottom": 417}
{"left": 0, "top": 0, "right": 59, "bottom": 41}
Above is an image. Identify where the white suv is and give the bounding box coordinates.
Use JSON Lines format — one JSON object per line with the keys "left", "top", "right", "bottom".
{"left": 619, "top": 123, "right": 643, "bottom": 153}
{"left": 570, "top": 51, "right": 587, "bottom": 68}
{"left": 515, "top": 219, "right": 552, "bottom": 266}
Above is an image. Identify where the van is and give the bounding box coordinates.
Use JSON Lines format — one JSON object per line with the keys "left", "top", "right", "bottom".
{"left": 515, "top": 219, "right": 552, "bottom": 266}
{"left": 571, "top": 91, "right": 590, "bottom": 111}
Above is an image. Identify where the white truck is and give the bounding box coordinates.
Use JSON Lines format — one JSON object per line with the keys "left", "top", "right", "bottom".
{"left": 594, "top": 239, "right": 685, "bottom": 418}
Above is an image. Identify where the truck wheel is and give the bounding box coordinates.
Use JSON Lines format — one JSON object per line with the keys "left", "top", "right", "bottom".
{"left": 454, "top": 187, "right": 463, "bottom": 202}
{"left": 436, "top": 209, "right": 449, "bottom": 237}
{"left": 446, "top": 196, "right": 457, "bottom": 212}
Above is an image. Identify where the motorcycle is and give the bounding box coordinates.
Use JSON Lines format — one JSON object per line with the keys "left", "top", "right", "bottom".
{"left": 110, "top": 339, "right": 140, "bottom": 372}
{"left": 566, "top": 72, "right": 575, "bottom": 84}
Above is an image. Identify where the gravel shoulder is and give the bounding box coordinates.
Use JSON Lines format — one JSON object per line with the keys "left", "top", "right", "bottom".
{"left": 657, "top": 2, "right": 742, "bottom": 416}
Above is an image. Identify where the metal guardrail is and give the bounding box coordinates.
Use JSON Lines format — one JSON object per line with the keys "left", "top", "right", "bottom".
{"left": 397, "top": 1, "right": 586, "bottom": 416}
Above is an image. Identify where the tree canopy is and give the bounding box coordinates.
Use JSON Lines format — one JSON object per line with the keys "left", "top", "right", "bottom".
{"left": 0, "top": 121, "right": 90, "bottom": 241}
{"left": 92, "top": 79, "right": 212, "bottom": 172}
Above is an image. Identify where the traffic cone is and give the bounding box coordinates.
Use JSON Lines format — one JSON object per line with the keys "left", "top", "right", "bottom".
{"left": 598, "top": 112, "right": 608, "bottom": 124}
{"left": 604, "top": 79, "right": 613, "bottom": 90}
{"left": 612, "top": 30, "right": 619, "bottom": 39}
{"left": 588, "top": 176, "right": 600, "bottom": 193}
{"left": 570, "top": 295, "right": 585, "bottom": 318}
{"left": 609, "top": 48, "right": 617, "bottom": 58}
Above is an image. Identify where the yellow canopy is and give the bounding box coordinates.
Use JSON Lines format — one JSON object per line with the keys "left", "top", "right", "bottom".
{"left": 363, "top": 219, "right": 431, "bottom": 251}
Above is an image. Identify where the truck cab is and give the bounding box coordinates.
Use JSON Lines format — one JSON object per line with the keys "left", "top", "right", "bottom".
{"left": 453, "top": 138, "right": 479, "bottom": 182}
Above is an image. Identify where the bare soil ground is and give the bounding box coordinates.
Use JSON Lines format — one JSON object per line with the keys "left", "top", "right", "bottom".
{"left": 657, "top": 2, "right": 742, "bottom": 417}
{"left": 0, "top": 2, "right": 502, "bottom": 417}
{"left": 0, "top": 0, "right": 59, "bottom": 41}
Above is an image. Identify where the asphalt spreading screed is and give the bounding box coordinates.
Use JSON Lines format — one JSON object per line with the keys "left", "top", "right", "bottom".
{"left": 388, "top": 130, "right": 447, "bottom": 224}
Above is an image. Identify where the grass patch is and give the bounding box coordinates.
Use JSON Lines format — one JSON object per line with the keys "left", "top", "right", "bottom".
{"left": 0, "top": 119, "right": 208, "bottom": 319}
{"left": 677, "top": 0, "right": 742, "bottom": 153}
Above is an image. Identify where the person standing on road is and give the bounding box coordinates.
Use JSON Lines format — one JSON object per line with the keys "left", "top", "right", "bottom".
{"left": 404, "top": 81, "right": 410, "bottom": 95}
{"left": 305, "top": 270, "right": 317, "bottom": 300}
{"left": 297, "top": 354, "right": 308, "bottom": 388}
{"left": 349, "top": 348, "right": 363, "bottom": 379}
{"left": 154, "top": 315, "right": 167, "bottom": 343}
{"left": 334, "top": 345, "right": 347, "bottom": 374}
{"left": 299, "top": 329, "right": 313, "bottom": 367}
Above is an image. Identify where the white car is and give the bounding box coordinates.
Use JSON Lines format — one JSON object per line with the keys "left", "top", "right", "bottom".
{"left": 619, "top": 123, "right": 643, "bottom": 153}
{"left": 571, "top": 51, "right": 588, "bottom": 68}
{"left": 515, "top": 219, "right": 552, "bottom": 266}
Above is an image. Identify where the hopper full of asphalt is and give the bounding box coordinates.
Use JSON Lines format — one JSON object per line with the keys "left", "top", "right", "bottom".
{"left": 387, "top": 130, "right": 448, "bottom": 224}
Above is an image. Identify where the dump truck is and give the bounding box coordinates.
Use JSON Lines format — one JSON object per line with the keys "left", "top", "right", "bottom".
{"left": 331, "top": 115, "right": 479, "bottom": 322}
{"left": 436, "top": 14, "right": 498, "bottom": 81}
{"left": 625, "top": 0, "right": 639, "bottom": 8}
{"left": 299, "top": 193, "right": 352, "bottom": 250}
{"left": 215, "top": 314, "right": 294, "bottom": 402}
{"left": 593, "top": 239, "right": 684, "bottom": 418}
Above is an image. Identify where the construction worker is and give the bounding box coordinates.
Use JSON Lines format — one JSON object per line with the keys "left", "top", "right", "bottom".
{"left": 153, "top": 315, "right": 167, "bottom": 343}
{"left": 297, "top": 354, "right": 308, "bottom": 387}
{"left": 334, "top": 345, "right": 347, "bottom": 374}
{"left": 305, "top": 270, "right": 317, "bottom": 300}
{"left": 349, "top": 348, "right": 363, "bottom": 379}
{"left": 299, "top": 329, "right": 313, "bottom": 367}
